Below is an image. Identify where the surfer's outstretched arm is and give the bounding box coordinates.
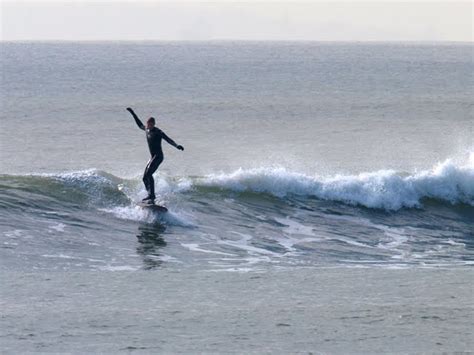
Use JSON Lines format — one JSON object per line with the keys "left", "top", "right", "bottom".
{"left": 126, "top": 107, "right": 145, "bottom": 131}
{"left": 162, "top": 131, "right": 184, "bottom": 151}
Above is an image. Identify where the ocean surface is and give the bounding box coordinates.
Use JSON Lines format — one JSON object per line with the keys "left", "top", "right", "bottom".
{"left": 1, "top": 42, "right": 473, "bottom": 352}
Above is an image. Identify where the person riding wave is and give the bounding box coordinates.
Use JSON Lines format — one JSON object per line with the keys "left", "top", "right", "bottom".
{"left": 126, "top": 107, "right": 184, "bottom": 204}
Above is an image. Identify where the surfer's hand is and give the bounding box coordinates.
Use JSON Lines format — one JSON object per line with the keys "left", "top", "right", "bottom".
{"left": 177, "top": 145, "right": 184, "bottom": 151}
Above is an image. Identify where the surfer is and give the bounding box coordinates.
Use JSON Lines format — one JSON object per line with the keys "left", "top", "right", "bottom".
{"left": 126, "top": 107, "right": 184, "bottom": 204}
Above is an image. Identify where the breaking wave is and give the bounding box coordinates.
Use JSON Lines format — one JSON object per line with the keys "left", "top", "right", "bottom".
{"left": 1, "top": 155, "right": 473, "bottom": 212}
{"left": 197, "top": 157, "right": 474, "bottom": 210}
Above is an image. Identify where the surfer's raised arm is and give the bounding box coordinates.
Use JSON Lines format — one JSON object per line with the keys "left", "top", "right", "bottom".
{"left": 126, "top": 107, "right": 145, "bottom": 131}
{"left": 161, "top": 130, "right": 184, "bottom": 151}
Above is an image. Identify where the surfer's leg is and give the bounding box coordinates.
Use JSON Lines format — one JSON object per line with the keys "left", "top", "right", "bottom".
{"left": 142, "top": 158, "right": 154, "bottom": 200}
{"left": 142, "top": 155, "right": 163, "bottom": 201}
{"left": 147, "top": 155, "right": 163, "bottom": 200}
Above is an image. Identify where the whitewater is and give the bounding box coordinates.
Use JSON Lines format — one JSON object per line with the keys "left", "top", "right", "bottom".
{"left": 198, "top": 155, "right": 474, "bottom": 210}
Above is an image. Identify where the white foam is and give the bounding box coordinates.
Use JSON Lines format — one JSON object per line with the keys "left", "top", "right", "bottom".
{"left": 100, "top": 205, "right": 196, "bottom": 227}
{"left": 274, "top": 217, "right": 316, "bottom": 236}
{"left": 101, "top": 205, "right": 157, "bottom": 223}
{"left": 217, "top": 232, "right": 280, "bottom": 256}
{"left": 182, "top": 243, "right": 236, "bottom": 256}
{"left": 40, "top": 168, "right": 118, "bottom": 188}
{"left": 122, "top": 173, "right": 191, "bottom": 199}
{"left": 99, "top": 265, "right": 138, "bottom": 271}
{"left": 49, "top": 223, "right": 66, "bottom": 232}
{"left": 275, "top": 236, "right": 324, "bottom": 253}
{"left": 323, "top": 213, "right": 411, "bottom": 250}
{"left": 4, "top": 229, "right": 24, "bottom": 238}
{"left": 444, "top": 239, "right": 466, "bottom": 247}
{"left": 208, "top": 267, "right": 260, "bottom": 273}
{"left": 197, "top": 155, "right": 474, "bottom": 210}
{"left": 157, "top": 255, "right": 182, "bottom": 263}
{"left": 42, "top": 254, "right": 79, "bottom": 259}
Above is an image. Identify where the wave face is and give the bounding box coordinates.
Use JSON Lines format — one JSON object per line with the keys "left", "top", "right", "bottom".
{"left": 197, "top": 158, "right": 474, "bottom": 210}
{"left": 1, "top": 157, "right": 473, "bottom": 212}
{"left": 0, "top": 169, "right": 130, "bottom": 209}
{"left": 1, "top": 158, "right": 473, "bottom": 272}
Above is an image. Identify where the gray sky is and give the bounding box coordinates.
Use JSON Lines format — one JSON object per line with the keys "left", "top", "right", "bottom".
{"left": 1, "top": 1, "right": 472, "bottom": 41}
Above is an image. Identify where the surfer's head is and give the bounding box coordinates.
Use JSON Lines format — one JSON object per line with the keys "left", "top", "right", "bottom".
{"left": 146, "top": 117, "right": 155, "bottom": 129}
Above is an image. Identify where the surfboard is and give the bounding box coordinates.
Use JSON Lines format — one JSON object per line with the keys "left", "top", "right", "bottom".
{"left": 137, "top": 202, "right": 168, "bottom": 213}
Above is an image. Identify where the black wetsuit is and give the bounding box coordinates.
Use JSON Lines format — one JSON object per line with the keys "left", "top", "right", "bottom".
{"left": 131, "top": 113, "right": 180, "bottom": 200}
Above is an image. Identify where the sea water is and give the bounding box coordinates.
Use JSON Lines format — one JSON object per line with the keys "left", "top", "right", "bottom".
{"left": 1, "top": 42, "right": 473, "bottom": 352}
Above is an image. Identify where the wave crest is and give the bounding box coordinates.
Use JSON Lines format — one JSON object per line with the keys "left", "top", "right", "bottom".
{"left": 0, "top": 169, "right": 130, "bottom": 208}
{"left": 198, "top": 159, "right": 474, "bottom": 210}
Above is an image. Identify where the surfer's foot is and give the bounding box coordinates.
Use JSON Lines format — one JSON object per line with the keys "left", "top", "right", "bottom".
{"left": 142, "top": 196, "right": 156, "bottom": 204}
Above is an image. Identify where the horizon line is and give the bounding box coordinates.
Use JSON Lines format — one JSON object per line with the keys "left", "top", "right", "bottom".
{"left": 1, "top": 39, "right": 472, "bottom": 44}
